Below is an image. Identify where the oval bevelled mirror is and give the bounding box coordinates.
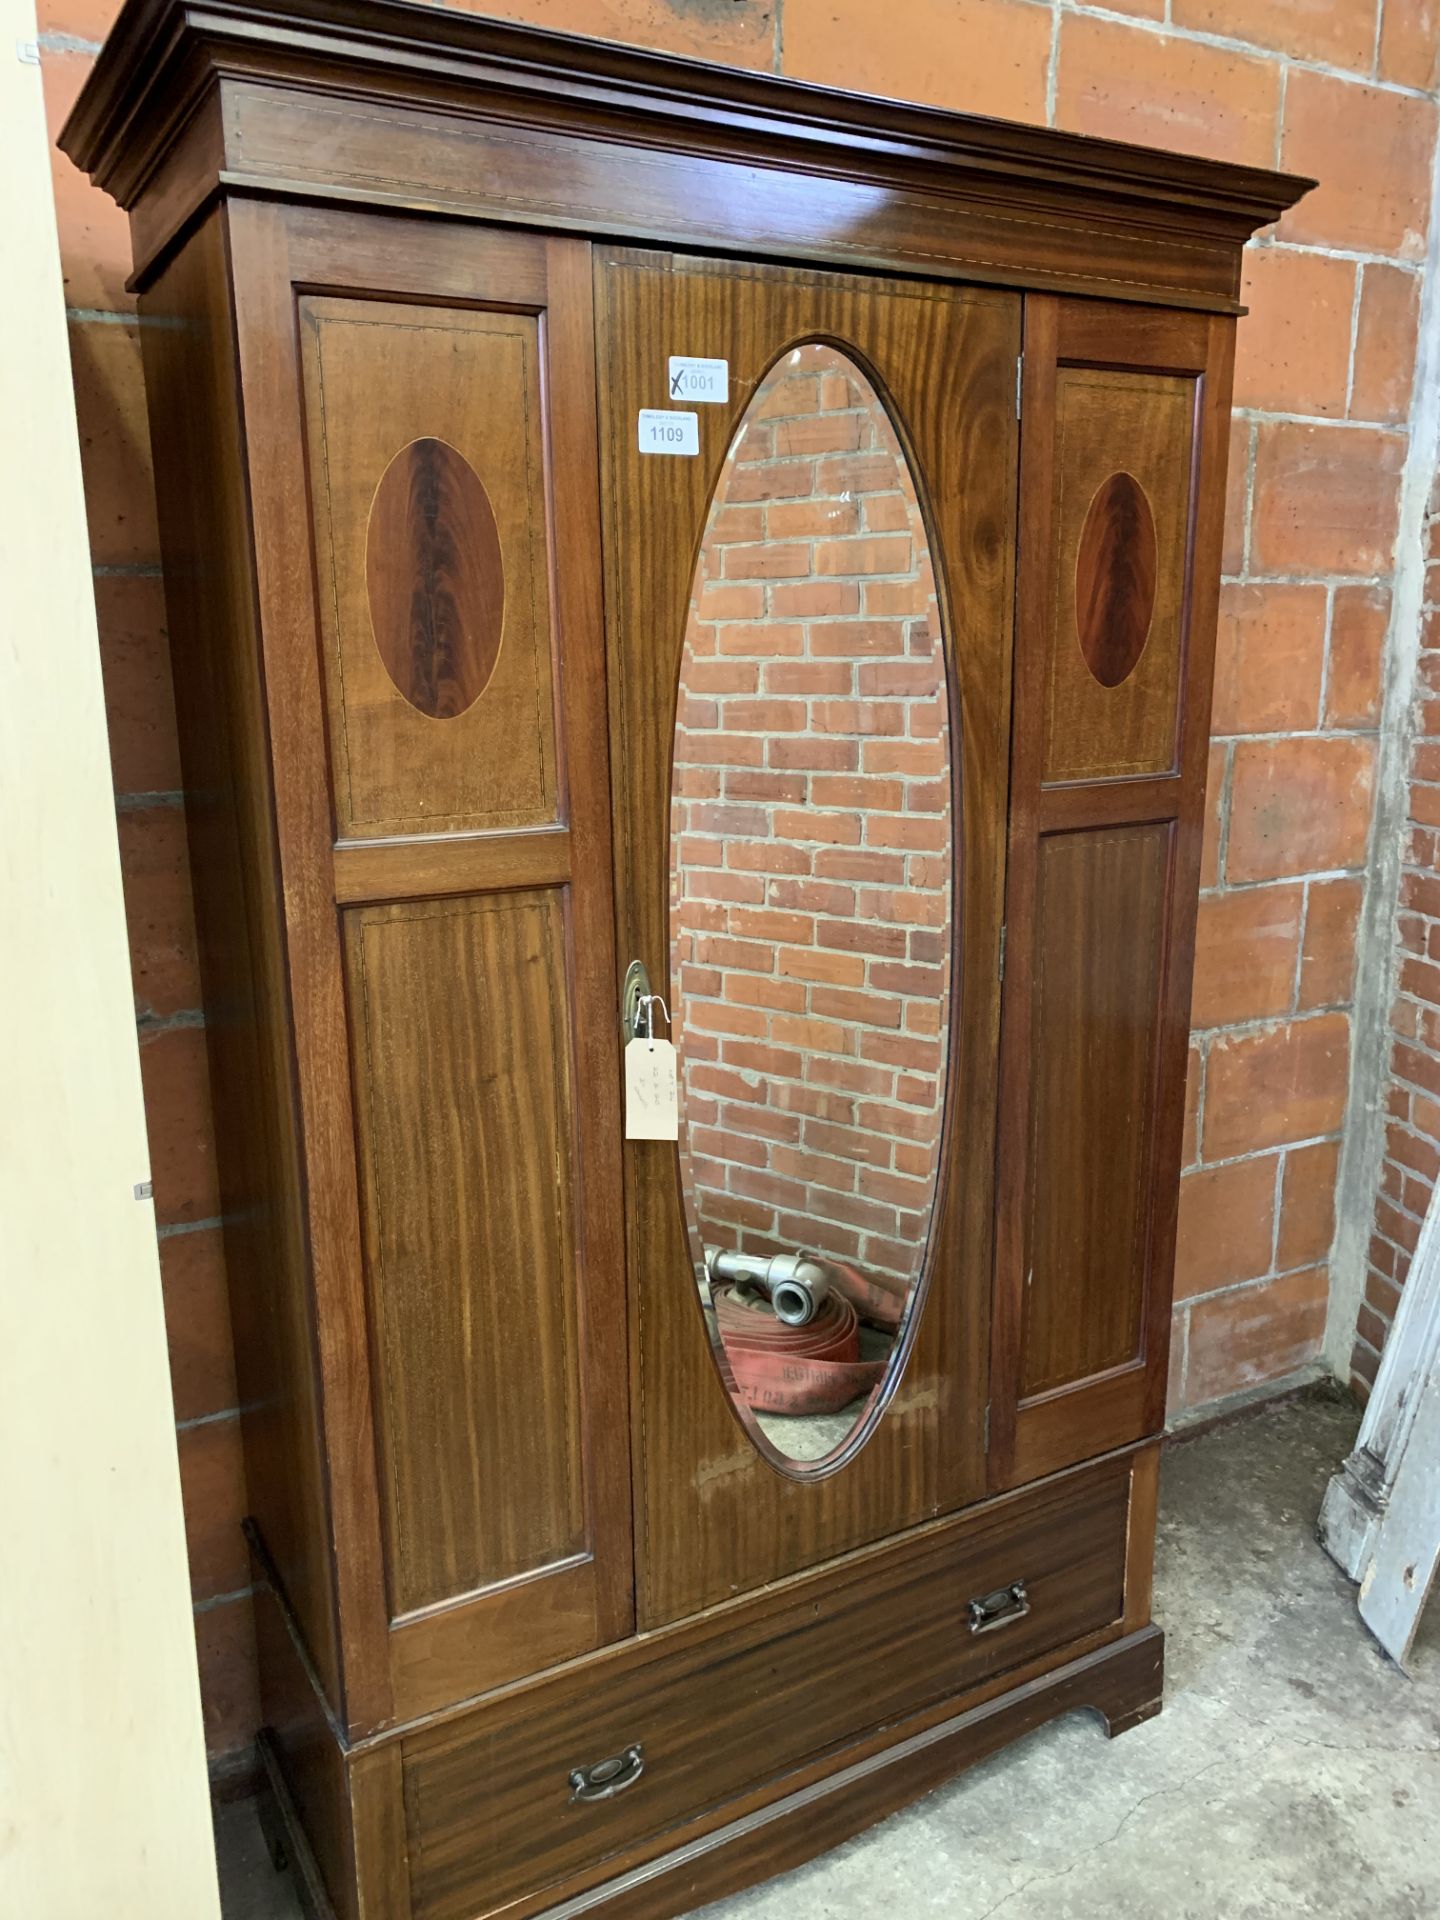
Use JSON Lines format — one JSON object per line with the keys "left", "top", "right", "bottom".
{"left": 669, "top": 342, "right": 954, "bottom": 1472}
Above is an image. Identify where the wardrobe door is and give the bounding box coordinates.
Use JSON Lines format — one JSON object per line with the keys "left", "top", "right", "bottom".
{"left": 598, "top": 249, "right": 1019, "bottom": 1626}
{"left": 228, "top": 203, "right": 632, "bottom": 1730}
{"left": 989, "top": 297, "right": 1235, "bottom": 1490}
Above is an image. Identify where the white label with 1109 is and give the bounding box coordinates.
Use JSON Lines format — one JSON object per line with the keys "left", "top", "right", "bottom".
{"left": 637, "top": 408, "right": 700, "bottom": 456}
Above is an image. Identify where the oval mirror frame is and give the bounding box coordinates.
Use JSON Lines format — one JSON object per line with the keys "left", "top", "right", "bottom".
{"left": 668, "top": 341, "right": 957, "bottom": 1479}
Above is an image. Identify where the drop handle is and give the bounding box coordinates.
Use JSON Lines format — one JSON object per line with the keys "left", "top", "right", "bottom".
{"left": 569, "top": 1743, "right": 645, "bottom": 1803}
{"left": 967, "top": 1580, "right": 1030, "bottom": 1635}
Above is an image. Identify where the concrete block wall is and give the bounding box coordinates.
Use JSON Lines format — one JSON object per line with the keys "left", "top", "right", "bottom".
{"left": 38, "top": 0, "right": 1440, "bottom": 1775}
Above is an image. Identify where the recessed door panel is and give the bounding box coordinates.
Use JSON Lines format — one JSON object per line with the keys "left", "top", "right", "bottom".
{"left": 1041, "top": 366, "right": 1196, "bottom": 785}
{"left": 345, "top": 891, "right": 585, "bottom": 1617}
{"left": 300, "top": 295, "right": 559, "bottom": 840}
{"left": 599, "top": 248, "right": 1018, "bottom": 1625}
{"left": 1019, "top": 824, "right": 1171, "bottom": 1397}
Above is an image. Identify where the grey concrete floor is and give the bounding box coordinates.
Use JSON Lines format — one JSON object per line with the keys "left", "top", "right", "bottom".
{"left": 217, "top": 1391, "right": 1440, "bottom": 1919}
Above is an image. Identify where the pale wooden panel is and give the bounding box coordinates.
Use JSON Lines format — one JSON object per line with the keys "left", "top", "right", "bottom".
{"left": 300, "top": 296, "right": 558, "bottom": 839}
{"left": 345, "top": 890, "right": 585, "bottom": 1618}
{"left": 1042, "top": 368, "right": 1195, "bottom": 784}
{"left": 1020, "top": 824, "right": 1171, "bottom": 1398}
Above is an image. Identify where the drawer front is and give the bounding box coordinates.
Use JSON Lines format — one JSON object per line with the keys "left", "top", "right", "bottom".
{"left": 402, "top": 1461, "right": 1131, "bottom": 1920}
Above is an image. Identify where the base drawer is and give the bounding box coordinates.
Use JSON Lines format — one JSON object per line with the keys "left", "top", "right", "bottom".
{"left": 400, "top": 1458, "right": 1132, "bottom": 1920}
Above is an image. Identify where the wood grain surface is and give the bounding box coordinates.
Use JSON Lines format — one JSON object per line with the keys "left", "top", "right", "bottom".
{"left": 301, "top": 296, "right": 557, "bottom": 841}
{"left": 1042, "top": 365, "right": 1195, "bottom": 783}
{"left": 90, "top": 22, "right": 1267, "bottom": 1909}
{"left": 139, "top": 212, "right": 344, "bottom": 1711}
{"left": 226, "top": 205, "right": 633, "bottom": 1733}
{"left": 990, "top": 297, "right": 1236, "bottom": 1491}
{"left": 400, "top": 1461, "right": 1130, "bottom": 1920}
{"left": 1020, "top": 822, "right": 1171, "bottom": 1397}
{"left": 1075, "top": 472, "right": 1159, "bottom": 691}
{"left": 598, "top": 245, "right": 1018, "bottom": 1627}
{"left": 345, "top": 891, "right": 585, "bottom": 1616}
{"left": 517, "top": 1628, "right": 1163, "bottom": 1920}
{"left": 364, "top": 436, "right": 505, "bottom": 720}
{"left": 62, "top": 0, "right": 1311, "bottom": 311}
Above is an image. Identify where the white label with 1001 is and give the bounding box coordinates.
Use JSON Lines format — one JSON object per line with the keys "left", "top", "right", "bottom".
{"left": 667, "top": 356, "right": 730, "bottom": 403}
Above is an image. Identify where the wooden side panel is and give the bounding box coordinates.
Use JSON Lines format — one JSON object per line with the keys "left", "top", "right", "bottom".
{"left": 1122, "top": 1443, "right": 1161, "bottom": 1634}
{"left": 350, "top": 1743, "right": 415, "bottom": 1920}
{"left": 138, "top": 213, "right": 343, "bottom": 1710}
{"left": 1042, "top": 368, "right": 1195, "bottom": 783}
{"left": 345, "top": 892, "right": 585, "bottom": 1616}
{"left": 251, "top": 1578, "right": 357, "bottom": 1920}
{"left": 226, "top": 204, "right": 632, "bottom": 1732}
{"left": 597, "top": 248, "right": 1018, "bottom": 1627}
{"left": 1020, "top": 824, "right": 1171, "bottom": 1397}
{"left": 300, "top": 297, "right": 558, "bottom": 840}
{"left": 991, "top": 298, "right": 1235, "bottom": 1491}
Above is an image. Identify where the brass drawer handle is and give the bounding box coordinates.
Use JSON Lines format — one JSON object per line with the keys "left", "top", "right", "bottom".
{"left": 569, "top": 1743, "right": 644, "bottom": 1803}
{"left": 968, "top": 1580, "right": 1030, "bottom": 1634}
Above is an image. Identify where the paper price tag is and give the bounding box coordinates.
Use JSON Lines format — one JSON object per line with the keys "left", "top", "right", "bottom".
{"left": 667, "top": 356, "right": 729, "bottom": 403}
{"left": 625, "top": 1039, "right": 679, "bottom": 1140}
{"left": 637, "top": 408, "right": 699, "bottom": 456}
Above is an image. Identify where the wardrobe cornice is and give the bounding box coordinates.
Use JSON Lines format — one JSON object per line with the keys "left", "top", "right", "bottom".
{"left": 60, "top": 0, "right": 1311, "bottom": 303}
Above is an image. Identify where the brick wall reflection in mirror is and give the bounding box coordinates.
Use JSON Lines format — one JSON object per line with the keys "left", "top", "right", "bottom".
{"left": 669, "top": 342, "right": 954, "bottom": 1468}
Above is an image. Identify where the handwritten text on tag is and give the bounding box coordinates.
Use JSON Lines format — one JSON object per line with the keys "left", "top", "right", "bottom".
{"left": 625, "top": 1039, "right": 679, "bottom": 1140}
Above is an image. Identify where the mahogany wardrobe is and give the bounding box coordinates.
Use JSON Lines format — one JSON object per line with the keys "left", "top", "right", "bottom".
{"left": 64, "top": 9, "right": 1308, "bottom": 1917}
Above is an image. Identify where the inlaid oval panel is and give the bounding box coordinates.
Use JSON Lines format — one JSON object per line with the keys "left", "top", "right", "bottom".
{"left": 365, "top": 436, "right": 504, "bottom": 719}
{"left": 669, "top": 342, "right": 954, "bottom": 1475}
{"left": 1074, "top": 471, "right": 1158, "bottom": 689}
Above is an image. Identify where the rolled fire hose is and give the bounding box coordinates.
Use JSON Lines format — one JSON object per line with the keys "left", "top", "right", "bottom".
{"left": 704, "top": 1247, "right": 912, "bottom": 1417}
{"left": 713, "top": 1284, "right": 885, "bottom": 1417}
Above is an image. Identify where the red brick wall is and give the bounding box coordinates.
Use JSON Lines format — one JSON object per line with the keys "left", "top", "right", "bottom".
{"left": 39, "top": 0, "right": 1439, "bottom": 1771}
{"left": 672, "top": 346, "right": 949, "bottom": 1290}
{"left": 1354, "top": 469, "right": 1440, "bottom": 1395}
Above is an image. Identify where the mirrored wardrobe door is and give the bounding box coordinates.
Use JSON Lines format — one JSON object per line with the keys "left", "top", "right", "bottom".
{"left": 598, "top": 249, "right": 1020, "bottom": 1628}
